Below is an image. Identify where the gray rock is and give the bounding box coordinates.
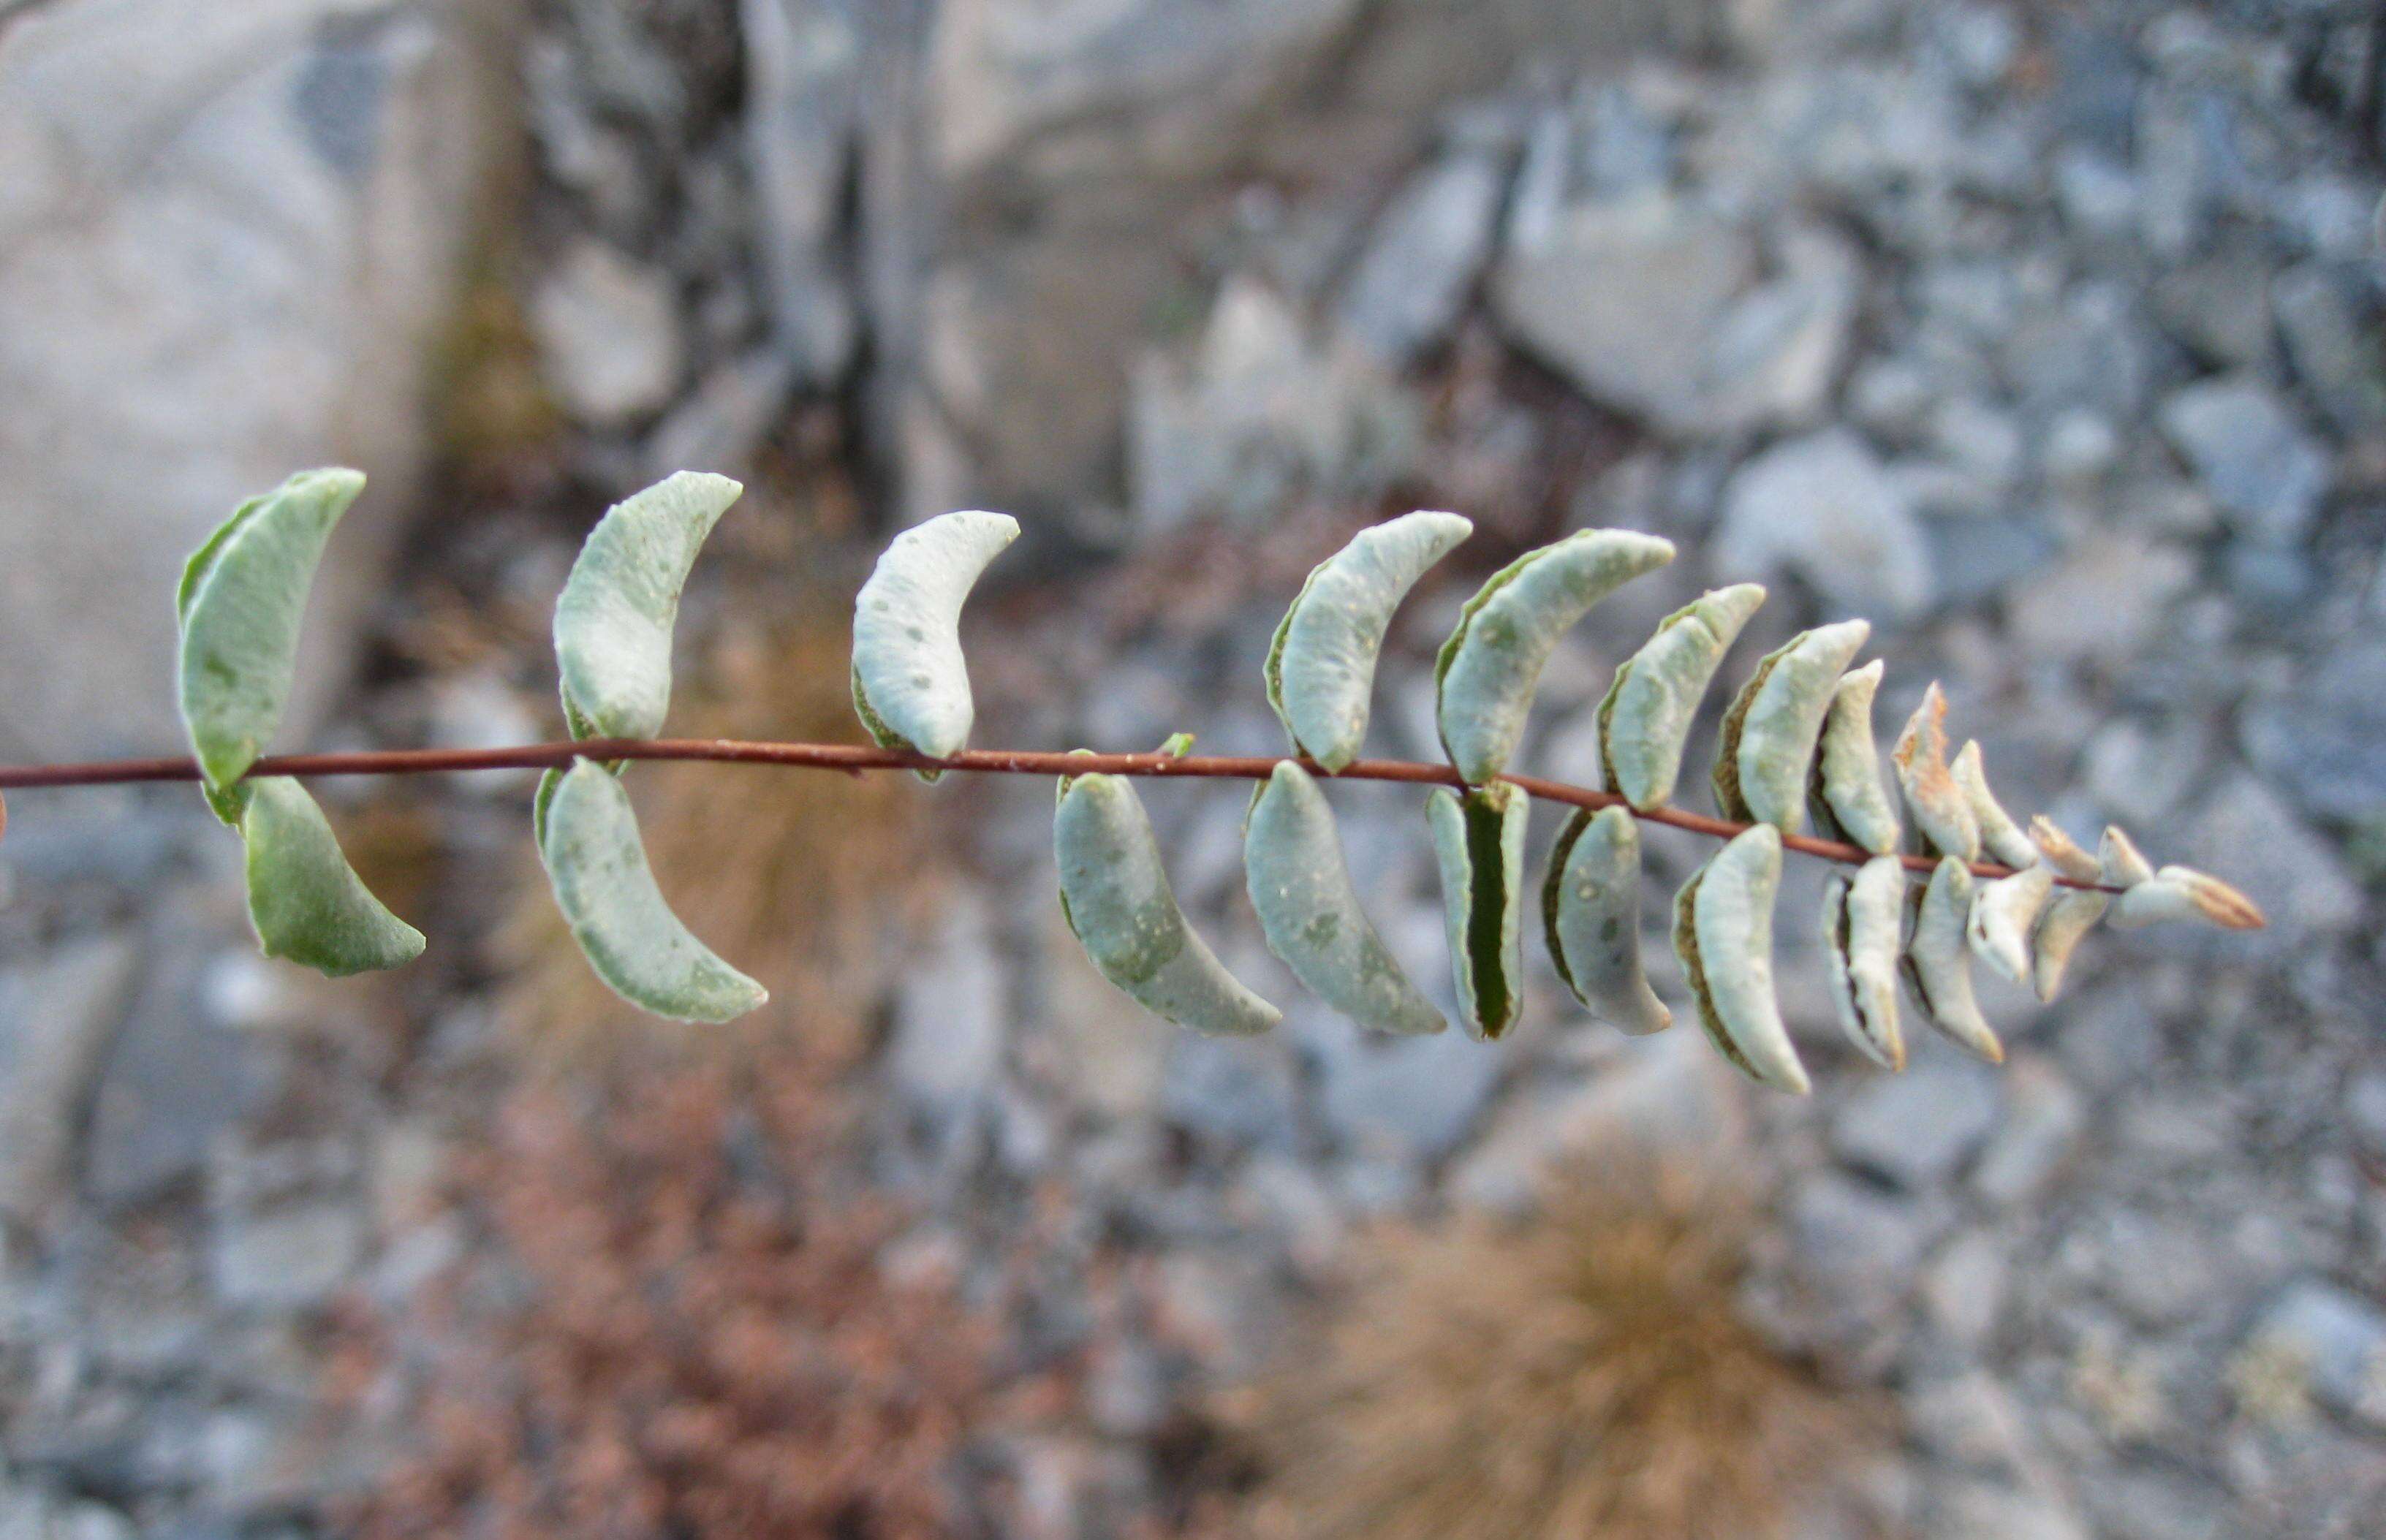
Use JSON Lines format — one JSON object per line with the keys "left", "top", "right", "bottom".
{"left": 83, "top": 936, "right": 273, "bottom": 1209}
{"left": 741, "top": 0, "right": 860, "bottom": 384}
{"left": 1933, "top": 1480, "right": 2089, "bottom": 1540}
{"left": 1337, "top": 148, "right": 1509, "bottom": 366}
{"left": 887, "top": 892, "right": 1008, "bottom": 1129}
{"left": 2038, "top": 409, "right": 2118, "bottom": 486}
{"left": 2273, "top": 265, "right": 2386, "bottom": 435}
{"left": 1699, "top": 224, "right": 1860, "bottom": 434}
{"left": 1922, "top": 1231, "right": 2008, "bottom": 1351}
{"left": 1784, "top": 1172, "right": 1931, "bottom": 1336}
{"left": 2240, "top": 640, "right": 2386, "bottom": 823}
{"left": 1492, "top": 193, "right": 1759, "bottom": 436}
{"left": 2052, "top": 148, "right": 2138, "bottom": 239}
{"left": 1129, "top": 276, "right": 1419, "bottom": 530}
{"left": 642, "top": 349, "right": 799, "bottom": 479}
{"left": 0, "top": 0, "right": 505, "bottom": 759}
{"left": 0, "top": 935, "right": 141, "bottom": 1222}
{"left": 2082, "top": 715, "right": 2210, "bottom": 827}
{"left": 2249, "top": 1280, "right": 2386, "bottom": 1427}
{"left": 1716, "top": 429, "right": 1934, "bottom": 620}
{"left": 2181, "top": 773, "right": 2362, "bottom": 951}
{"left": 1312, "top": 1020, "right": 1499, "bottom": 1163}
{"left": 208, "top": 1199, "right": 365, "bottom": 1311}
{"left": 2158, "top": 377, "right": 2331, "bottom": 546}
{"left": 2003, "top": 281, "right": 2149, "bottom": 423}
{"left": 1830, "top": 1055, "right": 2002, "bottom": 1191}
{"left": 2004, "top": 533, "right": 2195, "bottom": 664}
{"left": 532, "top": 238, "right": 685, "bottom": 425}
{"left": 1449, "top": 1028, "right": 1748, "bottom": 1213}
{"left": 1922, "top": 514, "right": 2056, "bottom": 607}
{"left": 2053, "top": 987, "right": 2162, "bottom": 1096}
{"left": 1972, "top": 1056, "right": 2084, "bottom": 1207}
{"left": 2152, "top": 253, "right": 2279, "bottom": 372}
{"left": 2347, "top": 1071, "right": 2386, "bottom": 1166}
{"left": 1162, "top": 1031, "right": 1300, "bottom": 1151}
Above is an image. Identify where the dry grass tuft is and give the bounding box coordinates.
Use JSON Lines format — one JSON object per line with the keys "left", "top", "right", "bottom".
{"left": 495, "top": 609, "right": 925, "bottom": 1063}
{"left": 1228, "top": 1154, "right": 1889, "bottom": 1540}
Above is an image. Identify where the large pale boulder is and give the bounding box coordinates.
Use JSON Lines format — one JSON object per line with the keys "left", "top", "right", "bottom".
{"left": 0, "top": 0, "right": 510, "bottom": 759}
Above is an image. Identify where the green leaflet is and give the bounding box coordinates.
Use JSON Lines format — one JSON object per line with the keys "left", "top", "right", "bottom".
{"left": 239, "top": 777, "right": 426, "bottom": 977}
{"left": 1675, "top": 824, "right": 1808, "bottom": 1094}
{"left": 1267, "top": 511, "right": 1473, "bottom": 773}
{"left": 1055, "top": 773, "right": 1279, "bottom": 1036}
{"left": 2029, "top": 818, "right": 2107, "bottom": 1003}
{"left": 1245, "top": 762, "right": 1446, "bottom": 1036}
{"left": 1809, "top": 660, "right": 1901, "bottom": 855}
{"left": 1597, "top": 583, "right": 1765, "bottom": 810}
{"left": 176, "top": 468, "right": 366, "bottom": 794}
{"left": 1435, "top": 528, "right": 1674, "bottom": 785}
{"left": 850, "top": 509, "right": 1020, "bottom": 770}
{"left": 1711, "top": 620, "right": 1869, "bottom": 833}
{"left": 1426, "top": 781, "right": 1529, "bottom": 1042}
{"left": 1950, "top": 740, "right": 2037, "bottom": 869}
{"left": 1542, "top": 805, "right": 1670, "bottom": 1036}
{"left": 538, "top": 759, "right": 768, "bottom": 1023}
{"left": 553, "top": 471, "right": 745, "bottom": 743}
{"left": 1821, "top": 856, "right": 1905, "bottom": 1070}
{"left": 1900, "top": 857, "right": 2001, "bottom": 1063}
{"left": 1967, "top": 862, "right": 2052, "bottom": 984}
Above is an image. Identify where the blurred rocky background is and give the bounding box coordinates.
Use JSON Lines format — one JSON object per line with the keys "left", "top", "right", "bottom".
{"left": 4, "top": 0, "right": 2386, "bottom": 1533}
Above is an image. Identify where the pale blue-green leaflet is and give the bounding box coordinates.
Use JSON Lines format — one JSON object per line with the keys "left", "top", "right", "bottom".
{"left": 538, "top": 759, "right": 768, "bottom": 1023}
{"left": 1673, "top": 824, "right": 1808, "bottom": 1094}
{"left": 1711, "top": 620, "right": 1870, "bottom": 833}
{"left": 1542, "top": 805, "right": 1670, "bottom": 1036}
{"left": 2029, "top": 817, "right": 2105, "bottom": 1002}
{"left": 1597, "top": 583, "right": 1765, "bottom": 811}
{"left": 1822, "top": 855, "right": 1905, "bottom": 1070}
{"left": 239, "top": 777, "right": 426, "bottom": 977}
{"left": 2109, "top": 863, "right": 2265, "bottom": 930}
{"left": 553, "top": 471, "right": 745, "bottom": 743}
{"left": 1435, "top": 528, "right": 1674, "bottom": 785}
{"left": 1968, "top": 862, "right": 2052, "bottom": 984}
{"left": 1267, "top": 511, "right": 1473, "bottom": 773}
{"left": 1951, "top": 740, "right": 2037, "bottom": 868}
{"left": 1055, "top": 773, "right": 1279, "bottom": 1036}
{"left": 177, "top": 468, "right": 366, "bottom": 795}
{"left": 1892, "top": 683, "right": 1978, "bottom": 862}
{"left": 1810, "top": 660, "right": 1901, "bottom": 855}
{"left": 850, "top": 509, "right": 1021, "bottom": 775}
{"left": 1244, "top": 762, "right": 1446, "bottom": 1036}
{"left": 1425, "top": 781, "right": 1528, "bottom": 1041}
{"left": 1901, "top": 857, "right": 2001, "bottom": 1063}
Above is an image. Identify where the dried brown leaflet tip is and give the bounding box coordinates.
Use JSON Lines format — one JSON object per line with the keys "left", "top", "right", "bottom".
{"left": 1892, "top": 683, "right": 1978, "bottom": 861}
{"left": 2110, "top": 865, "right": 2268, "bottom": 931}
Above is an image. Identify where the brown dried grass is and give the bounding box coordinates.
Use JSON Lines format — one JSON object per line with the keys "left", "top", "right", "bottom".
{"left": 1227, "top": 1154, "right": 1889, "bottom": 1540}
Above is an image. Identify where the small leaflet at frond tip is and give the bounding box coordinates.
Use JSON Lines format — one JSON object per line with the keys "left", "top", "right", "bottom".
{"left": 239, "top": 777, "right": 425, "bottom": 978}
{"left": 1435, "top": 527, "right": 1674, "bottom": 784}
{"left": 1268, "top": 510, "right": 1472, "bottom": 773}
{"left": 1056, "top": 773, "right": 1279, "bottom": 1036}
{"left": 1599, "top": 582, "right": 1765, "bottom": 811}
{"left": 539, "top": 759, "right": 767, "bottom": 1023}
{"left": 553, "top": 470, "right": 745, "bottom": 744}
{"left": 851, "top": 509, "right": 1020, "bottom": 767}
{"left": 177, "top": 468, "right": 367, "bottom": 795}
{"left": 1428, "top": 781, "right": 1529, "bottom": 1042}
{"left": 1246, "top": 762, "right": 1446, "bottom": 1036}
{"left": 2110, "top": 865, "right": 2266, "bottom": 931}
{"left": 1543, "top": 805, "right": 1670, "bottom": 1035}
{"left": 2099, "top": 825, "right": 2156, "bottom": 887}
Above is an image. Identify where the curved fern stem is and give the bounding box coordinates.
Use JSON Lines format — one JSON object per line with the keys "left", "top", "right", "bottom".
{"left": 0, "top": 737, "right": 2181, "bottom": 909}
